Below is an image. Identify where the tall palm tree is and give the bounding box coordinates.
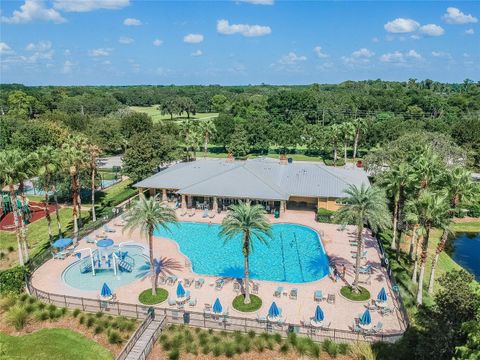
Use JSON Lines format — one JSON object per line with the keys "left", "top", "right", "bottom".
{"left": 340, "top": 122, "right": 355, "bottom": 164}
{"left": 61, "top": 141, "right": 87, "bottom": 238}
{"left": 414, "top": 190, "right": 450, "bottom": 305}
{"left": 70, "top": 136, "right": 89, "bottom": 227}
{"left": 86, "top": 144, "right": 101, "bottom": 222}
{"left": 0, "top": 150, "right": 28, "bottom": 265}
{"left": 220, "top": 202, "right": 272, "bottom": 304}
{"left": 123, "top": 196, "right": 177, "bottom": 295}
{"left": 379, "top": 163, "right": 416, "bottom": 251}
{"left": 352, "top": 118, "right": 368, "bottom": 161}
{"left": 180, "top": 119, "right": 193, "bottom": 161}
{"left": 326, "top": 124, "right": 342, "bottom": 166}
{"left": 200, "top": 119, "right": 216, "bottom": 158}
{"left": 334, "top": 184, "right": 391, "bottom": 291}
{"left": 36, "top": 146, "right": 59, "bottom": 242}
{"left": 188, "top": 129, "right": 202, "bottom": 160}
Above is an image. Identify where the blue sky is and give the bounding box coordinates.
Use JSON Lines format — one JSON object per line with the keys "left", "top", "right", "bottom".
{"left": 0, "top": 0, "right": 478, "bottom": 85}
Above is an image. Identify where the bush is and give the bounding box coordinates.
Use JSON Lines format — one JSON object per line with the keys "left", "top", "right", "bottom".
{"left": 6, "top": 304, "right": 29, "bottom": 330}
{"left": 323, "top": 158, "right": 346, "bottom": 166}
{"left": 232, "top": 294, "right": 262, "bottom": 312}
{"left": 168, "top": 349, "right": 179, "bottom": 360}
{"left": 72, "top": 309, "right": 81, "bottom": 317}
{"left": 0, "top": 267, "right": 28, "bottom": 294}
{"left": 201, "top": 345, "right": 210, "bottom": 354}
{"left": 316, "top": 208, "right": 335, "bottom": 223}
{"left": 323, "top": 339, "right": 338, "bottom": 358}
{"left": 86, "top": 316, "right": 95, "bottom": 327}
{"left": 310, "top": 343, "right": 321, "bottom": 358}
{"left": 224, "top": 342, "right": 235, "bottom": 358}
{"left": 108, "top": 330, "right": 123, "bottom": 344}
{"left": 95, "top": 325, "right": 104, "bottom": 334}
{"left": 338, "top": 343, "right": 349, "bottom": 354}
{"left": 348, "top": 342, "right": 375, "bottom": 360}
{"left": 35, "top": 310, "right": 49, "bottom": 321}
{"left": 0, "top": 294, "right": 18, "bottom": 312}
{"left": 340, "top": 285, "right": 371, "bottom": 301}
{"left": 212, "top": 344, "right": 223, "bottom": 356}
{"left": 78, "top": 315, "right": 85, "bottom": 324}
{"left": 280, "top": 343, "right": 290, "bottom": 353}
{"left": 138, "top": 288, "right": 168, "bottom": 305}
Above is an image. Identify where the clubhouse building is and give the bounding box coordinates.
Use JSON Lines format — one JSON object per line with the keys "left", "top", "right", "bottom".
{"left": 134, "top": 157, "right": 369, "bottom": 214}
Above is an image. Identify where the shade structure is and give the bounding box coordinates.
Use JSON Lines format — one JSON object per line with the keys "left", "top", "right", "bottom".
{"left": 100, "top": 283, "right": 112, "bottom": 298}
{"left": 268, "top": 301, "right": 280, "bottom": 318}
{"left": 176, "top": 282, "right": 186, "bottom": 298}
{"left": 314, "top": 305, "right": 324, "bottom": 322}
{"left": 53, "top": 237, "right": 73, "bottom": 249}
{"left": 213, "top": 298, "right": 222, "bottom": 314}
{"left": 96, "top": 238, "right": 114, "bottom": 248}
{"left": 377, "top": 287, "right": 388, "bottom": 302}
{"left": 359, "top": 309, "right": 371, "bottom": 326}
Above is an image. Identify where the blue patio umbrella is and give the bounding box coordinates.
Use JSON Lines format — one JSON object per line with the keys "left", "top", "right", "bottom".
{"left": 359, "top": 309, "right": 371, "bottom": 326}
{"left": 96, "top": 238, "right": 114, "bottom": 248}
{"left": 213, "top": 298, "right": 223, "bottom": 314}
{"left": 314, "top": 305, "right": 324, "bottom": 322}
{"left": 377, "top": 287, "right": 388, "bottom": 302}
{"left": 101, "top": 283, "right": 112, "bottom": 298}
{"left": 176, "top": 282, "right": 186, "bottom": 298}
{"left": 53, "top": 237, "right": 73, "bottom": 249}
{"left": 268, "top": 301, "right": 280, "bottom": 318}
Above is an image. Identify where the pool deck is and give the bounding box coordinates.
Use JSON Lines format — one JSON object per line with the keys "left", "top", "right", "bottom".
{"left": 31, "top": 209, "right": 406, "bottom": 335}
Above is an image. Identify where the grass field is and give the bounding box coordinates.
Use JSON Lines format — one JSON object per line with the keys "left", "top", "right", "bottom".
{"left": 452, "top": 221, "right": 480, "bottom": 233}
{"left": 0, "top": 329, "right": 113, "bottom": 360}
{"left": 130, "top": 105, "right": 218, "bottom": 123}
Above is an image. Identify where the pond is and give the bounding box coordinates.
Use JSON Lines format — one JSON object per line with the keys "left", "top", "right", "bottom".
{"left": 449, "top": 232, "right": 480, "bottom": 281}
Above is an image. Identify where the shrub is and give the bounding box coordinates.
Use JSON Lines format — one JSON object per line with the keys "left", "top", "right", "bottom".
{"left": 95, "top": 325, "right": 104, "bottom": 334}
{"left": 60, "top": 307, "right": 68, "bottom": 316}
{"left": 72, "top": 309, "right": 81, "bottom": 317}
{"left": 295, "top": 338, "right": 311, "bottom": 356}
{"left": 0, "top": 294, "right": 18, "bottom": 312}
{"left": 273, "top": 333, "right": 282, "bottom": 344}
{"left": 35, "top": 310, "right": 49, "bottom": 321}
{"left": 108, "top": 330, "right": 123, "bottom": 344}
{"left": 37, "top": 302, "right": 46, "bottom": 310}
{"left": 95, "top": 311, "right": 103, "bottom": 318}
{"left": 323, "top": 339, "right": 338, "bottom": 358}
{"left": 254, "top": 338, "right": 265, "bottom": 352}
{"left": 19, "top": 293, "right": 29, "bottom": 302}
{"left": 6, "top": 304, "right": 29, "bottom": 330}
{"left": 201, "top": 345, "right": 210, "bottom": 354}
{"left": 86, "top": 316, "right": 95, "bottom": 327}
{"left": 348, "top": 342, "right": 375, "bottom": 360}
{"left": 288, "top": 332, "right": 298, "bottom": 346}
{"left": 338, "top": 343, "right": 349, "bottom": 354}
{"left": 280, "top": 343, "right": 290, "bottom": 353}
{"left": 212, "top": 344, "right": 223, "bottom": 356}
{"left": 168, "top": 349, "right": 179, "bottom": 360}
{"left": 48, "top": 309, "right": 58, "bottom": 320}
{"left": 310, "top": 343, "right": 321, "bottom": 358}
{"left": 27, "top": 297, "right": 36, "bottom": 305}
{"left": 316, "top": 208, "right": 335, "bottom": 223}
{"left": 224, "top": 342, "right": 235, "bottom": 358}
{"left": 161, "top": 341, "right": 172, "bottom": 351}
{"left": 47, "top": 304, "right": 57, "bottom": 312}
{"left": 24, "top": 304, "right": 35, "bottom": 314}
{"left": 248, "top": 330, "right": 256, "bottom": 338}
{"left": 78, "top": 315, "right": 85, "bottom": 324}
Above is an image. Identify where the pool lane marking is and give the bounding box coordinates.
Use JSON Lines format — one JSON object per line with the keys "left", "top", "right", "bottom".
{"left": 293, "top": 233, "right": 305, "bottom": 282}
{"left": 280, "top": 233, "right": 287, "bottom": 281}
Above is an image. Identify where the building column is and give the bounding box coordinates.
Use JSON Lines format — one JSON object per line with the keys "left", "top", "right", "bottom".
{"left": 138, "top": 188, "right": 145, "bottom": 198}
{"left": 181, "top": 194, "right": 186, "bottom": 209}
{"left": 280, "top": 200, "right": 286, "bottom": 214}
{"left": 187, "top": 195, "right": 192, "bottom": 208}
{"left": 162, "top": 189, "right": 167, "bottom": 202}
{"left": 212, "top": 197, "right": 218, "bottom": 212}
{"left": 149, "top": 188, "right": 156, "bottom": 197}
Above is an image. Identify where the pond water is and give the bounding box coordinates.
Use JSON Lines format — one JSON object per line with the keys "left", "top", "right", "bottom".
{"left": 449, "top": 232, "right": 480, "bottom": 281}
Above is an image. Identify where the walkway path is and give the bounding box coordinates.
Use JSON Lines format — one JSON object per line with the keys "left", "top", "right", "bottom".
{"left": 124, "top": 316, "right": 166, "bottom": 360}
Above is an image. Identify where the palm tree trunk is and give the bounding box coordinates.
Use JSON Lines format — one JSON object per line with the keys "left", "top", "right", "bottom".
{"left": 408, "top": 224, "right": 418, "bottom": 260}
{"left": 243, "top": 233, "right": 251, "bottom": 304}
{"left": 52, "top": 184, "right": 62, "bottom": 236}
{"left": 76, "top": 176, "right": 83, "bottom": 228}
{"left": 18, "top": 182, "right": 29, "bottom": 262}
{"left": 412, "top": 235, "right": 422, "bottom": 283}
{"left": 344, "top": 142, "right": 347, "bottom": 164}
{"left": 44, "top": 186, "right": 52, "bottom": 243}
{"left": 91, "top": 169, "right": 96, "bottom": 222}
{"left": 352, "top": 225, "right": 363, "bottom": 292}
{"left": 71, "top": 176, "right": 78, "bottom": 238}
{"left": 333, "top": 146, "right": 337, "bottom": 166}
{"left": 427, "top": 229, "right": 448, "bottom": 294}
{"left": 390, "top": 195, "right": 399, "bottom": 249}
{"left": 204, "top": 132, "right": 208, "bottom": 159}
{"left": 353, "top": 130, "right": 360, "bottom": 161}
{"left": 416, "top": 228, "right": 430, "bottom": 305}
{"left": 9, "top": 185, "right": 24, "bottom": 266}
{"left": 148, "top": 229, "right": 157, "bottom": 296}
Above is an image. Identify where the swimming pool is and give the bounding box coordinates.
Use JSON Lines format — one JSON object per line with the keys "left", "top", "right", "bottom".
{"left": 154, "top": 222, "right": 329, "bottom": 283}
{"left": 62, "top": 245, "right": 150, "bottom": 291}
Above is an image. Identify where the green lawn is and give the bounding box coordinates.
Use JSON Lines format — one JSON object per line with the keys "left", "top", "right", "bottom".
{"left": 0, "top": 329, "right": 113, "bottom": 360}
{"left": 130, "top": 105, "right": 218, "bottom": 123}
{"left": 452, "top": 221, "right": 480, "bottom": 233}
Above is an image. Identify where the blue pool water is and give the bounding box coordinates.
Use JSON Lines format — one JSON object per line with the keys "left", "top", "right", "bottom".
{"left": 154, "top": 222, "right": 329, "bottom": 283}
{"left": 62, "top": 245, "right": 150, "bottom": 291}
{"left": 451, "top": 232, "right": 480, "bottom": 281}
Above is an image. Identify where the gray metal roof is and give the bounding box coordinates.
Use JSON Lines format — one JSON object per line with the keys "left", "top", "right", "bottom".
{"left": 134, "top": 157, "right": 370, "bottom": 200}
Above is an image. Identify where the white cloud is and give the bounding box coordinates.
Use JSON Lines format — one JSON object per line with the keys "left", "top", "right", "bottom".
{"left": 0, "top": 42, "right": 14, "bottom": 54}
{"left": 64, "top": 49, "right": 71, "bottom": 56}
{"left": 183, "top": 33, "right": 204, "bottom": 43}
{"left": 119, "top": 36, "right": 134, "bottom": 44}
{"left": 465, "top": 28, "right": 475, "bottom": 35}
{"left": 61, "top": 60, "right": 73, "bottom": 73}
{"left": 123, "top": 17, "right": 141, "bottom": 26}
{"left": 313, "top": 46, "right": 328, "bottom": 58}
{"left": 102, "top": 60, "right": 111, "bottom": 65}
{"left": 277, "top": 52, "right": 307, "bottom": 65}
{"left": 431, "top": 51, "right": 451, "bottom": 58}
{"left": 1, "top": 0, "right": 66, "bottom": 24}
{"left": 191, "top": 50, "right": 203, "bottom": 57}
{"left": 53, "top": 0, "right": 129, "bottom": 12}
{"left": 341, "top": 48, "right": 374, "bottom": 66}
{"left": 155, "top": 67, "right": 172, "bottom": 76}
{"left": 25, "top": 40, "right": 52, "bottom": 52}
{"left": 352, "top": 48, "right": 374, "bottom": 58}
{"left": 89, "top": 48, "right": 112, "bottom": 57}
{"left": 380, "top": 49, "right": 422, "bottom": 63}
{"left": 384, "top": 18, "right": 420, "bottom": 33}
{"left": 237, "top": 0, "right": 274, "bottom": 5}
{"left": 419, "top": 24, "right": 445, "bottom": 37}
{"left": 442, "top": 7, "right": 478, "bottom": 24}
{"left": 217, "top": 19, "right": 271, "bottom": 37}
{"left": 153, "top": 39, "right": 163, "bottom": 46}
{"left": 372, "top": 37, "right": 379, "bottom": 43}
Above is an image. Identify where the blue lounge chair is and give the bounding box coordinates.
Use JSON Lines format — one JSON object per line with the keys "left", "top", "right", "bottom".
{"left": 274, "top": 286, "right": 283, "bottom": 297}
{"left": 353, "top": 323, "right": 362, "bottom": 333}
{"left": 359, "top": 264, "right": 373, "bottom": 274}
{"left": 352, "top": 250, "right": 367, "bottom": 259}
{"left": 215, "top": 279, "right": 225, "bottom": 290}
{"left": 314, "top": 290, "right": 324, "bottom": 302}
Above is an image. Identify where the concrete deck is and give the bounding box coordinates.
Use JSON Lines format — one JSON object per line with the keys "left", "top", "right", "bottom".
{"left": 31, "top": 209, "right": 406, "bottom": 335}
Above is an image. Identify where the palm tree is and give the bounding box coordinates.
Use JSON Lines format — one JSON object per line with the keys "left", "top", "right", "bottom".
{"left": 352, "top": 118, "right": 368, "bottom": 161}
{"left": 180, "top": 119, "right": 194, "bottom": 161}
{"left": 188, "top": 129, "right": 202, "bottom": 160}
{"left": 334, "top": 184, "right": 391, "bottom": 291}
{"left": 200, "top": 120, "right": 216, "bottom": 158}
{"left": 138, "top": 257, "right": 183, "bottom": 291}
{"left": 379, "top": 163, "right": 416, "bottom": 251}
{"left": 326, "top": 124, "right": 342, "bottom": 166}
{"left": 123, "top": 196, "right": 177, "bottom": 295}
{"left": 404, "top": 198, "right": 422, "bottom": 283}
{"left": 0, "top": 150, "right": 28, "bottom": 265}
{"left": 414, "top": 190, "right": 450, "bottom": 305}
{"left": 340, "top": 122, "right": 355, "bottom": 164}
{"left": 86, "top": 144, "right": 101, "bottom": 222}
{"left": 220, "top": 202, "right": 272, "bottom": 304}
{"left": 36, "top": 146, "right": 59, "bottom": 242}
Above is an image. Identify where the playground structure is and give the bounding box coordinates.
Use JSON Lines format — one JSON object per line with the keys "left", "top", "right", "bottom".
{"left": 77, "top": 241, "right": 136, "bottom": 276}
{"left": 0, "top": 194, "right": 55, "bottom": 231}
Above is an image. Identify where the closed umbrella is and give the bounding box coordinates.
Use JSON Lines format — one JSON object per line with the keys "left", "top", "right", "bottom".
{"left": 377, "top": 287, "right": 388, "bottom": 302}
{"left": 213, "top": 298, "right": 222, "bottom": 314}
{"left": 359, "top": 309, "right": 371, "bottom": 326}
{"left": 314, "top": 305, "right": 324, "bottom": 322}
{"left": 100, "top": 283, "right": 112, "bottom": 298}
{"left": 268, "top": 301, "right": 280, "bottom": 318}
{"left": 176, "top": 282, "right": 186, "bottom": 298}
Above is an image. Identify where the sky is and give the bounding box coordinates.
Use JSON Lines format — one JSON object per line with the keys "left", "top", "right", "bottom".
{"left": 0, "top": 0, "right": 479, "bottom": 85}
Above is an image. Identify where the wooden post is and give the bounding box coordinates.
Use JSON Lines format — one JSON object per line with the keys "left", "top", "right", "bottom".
{"left": 81, "top": 297, "right": 85, "bottom": 311}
